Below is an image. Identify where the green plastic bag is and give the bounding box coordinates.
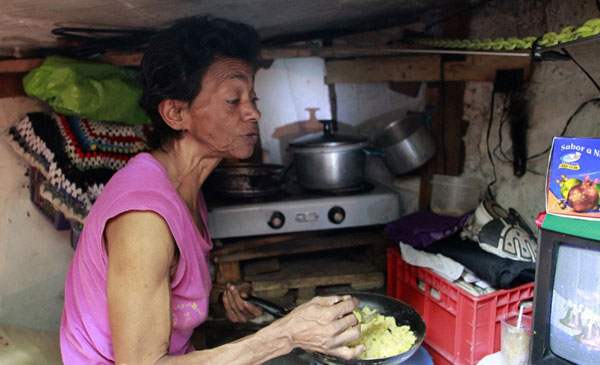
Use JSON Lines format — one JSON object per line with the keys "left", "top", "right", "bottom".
{"left": 23, "top": 56, "right": 150, "bottom": 125}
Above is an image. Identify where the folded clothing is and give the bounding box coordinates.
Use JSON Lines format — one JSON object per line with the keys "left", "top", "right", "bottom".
{"left": 386, "top": 210, "right": 471, "bottom": 249}
{"left": 400, "top": 242, "right": 496, "bottom": 296}
{"left": 424, "top": 233, "right": 535, "bottom": 289}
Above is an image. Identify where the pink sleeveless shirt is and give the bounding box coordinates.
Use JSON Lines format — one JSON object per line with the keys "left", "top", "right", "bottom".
{"left": 60, "top": 153, "right": 213, "bottom": 364}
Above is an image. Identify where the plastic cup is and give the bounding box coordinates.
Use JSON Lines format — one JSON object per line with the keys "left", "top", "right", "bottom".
{"left": 501, "top": 313, "right": 532, "bottom": 365}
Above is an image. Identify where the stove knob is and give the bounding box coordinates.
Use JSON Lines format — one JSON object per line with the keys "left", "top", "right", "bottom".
{"left": 268, "top": 211, "right": 285, "bottom": 229}
{"left": 328, "top": 206, "right": 345, "bottom": 224}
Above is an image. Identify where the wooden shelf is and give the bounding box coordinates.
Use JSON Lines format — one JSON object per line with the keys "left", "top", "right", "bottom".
{"left": 211, "top": 227, "right": 391, "bottom": 284}
{"left": 246, "top": 250, "right": 385, "bottom": 292}
{"left": 0, "top": 45, "right": 531, "bottom": 81}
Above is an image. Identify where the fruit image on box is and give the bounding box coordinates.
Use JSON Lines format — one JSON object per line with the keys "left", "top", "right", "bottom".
{"left": 546, "top": 137, "right": 600, "bottom": 220}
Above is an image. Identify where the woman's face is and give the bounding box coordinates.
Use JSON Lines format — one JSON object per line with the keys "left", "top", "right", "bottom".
{"left": 183, "top": 57, "right": 261, "bottom": 160}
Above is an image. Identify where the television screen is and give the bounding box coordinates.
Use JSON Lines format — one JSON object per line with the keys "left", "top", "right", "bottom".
{"left": 550, "top": 243, "right": 600, "bottom": 363}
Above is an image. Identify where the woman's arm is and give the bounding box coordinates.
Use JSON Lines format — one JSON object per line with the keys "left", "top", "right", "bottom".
{"left": 106, "top": 211, "right": 363, "bottom": 364}
{"left": 105, "top": 211, "right": 175, "bottom": 364}
{"left": 156, "top": 296, "right": 364, "bottom": 364}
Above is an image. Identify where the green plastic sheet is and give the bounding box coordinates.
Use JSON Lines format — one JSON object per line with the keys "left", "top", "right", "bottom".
{"left": 23, "top": 56, "right": 150, "bottom": 125}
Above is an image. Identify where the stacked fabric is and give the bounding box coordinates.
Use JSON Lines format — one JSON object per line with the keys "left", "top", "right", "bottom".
{"left": 386, "top": 203, "right": 537, "bottom": 293}
{"left": 6, "top": 112, "right": 151, "bottom": 223}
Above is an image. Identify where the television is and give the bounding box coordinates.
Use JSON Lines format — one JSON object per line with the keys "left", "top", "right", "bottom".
{"left": 531, "top": 215, "right": 600, "bottom": 364}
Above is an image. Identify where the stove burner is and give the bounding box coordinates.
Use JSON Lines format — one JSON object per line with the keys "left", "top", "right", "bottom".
{"left": 303, "top": 182, "right": 374, "bottom": 196}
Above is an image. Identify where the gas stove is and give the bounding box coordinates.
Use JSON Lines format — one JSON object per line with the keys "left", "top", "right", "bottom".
{"left": 205, "top": 180, "right": 401, "bottom": 239}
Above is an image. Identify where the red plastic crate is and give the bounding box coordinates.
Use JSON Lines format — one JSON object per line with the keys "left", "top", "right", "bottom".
{"left": 387, "top": 247, "right": 534, "bottom": 365}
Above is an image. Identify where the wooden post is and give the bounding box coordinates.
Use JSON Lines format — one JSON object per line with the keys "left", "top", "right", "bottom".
{"left": 418, "top": 9, "right": 470, "bottom": 211}
{"left": 216, "top": 261, "right": 241, "bottom": 284}
{"left": 0, "top": 74, "right": 26, "bottom": 97}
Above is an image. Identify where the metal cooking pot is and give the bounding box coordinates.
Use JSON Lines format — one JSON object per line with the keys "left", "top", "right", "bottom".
{"left": 204, "top": 163, "right": 286, "bottom": 198}
{"left": 373, "top": 113, "right": 436, "bottom": 175}
{"left": 247, "top": 292, "right": 426, "bottom": 364}
{"left": 288, "top": 120, "right": 368, "bottom": 191}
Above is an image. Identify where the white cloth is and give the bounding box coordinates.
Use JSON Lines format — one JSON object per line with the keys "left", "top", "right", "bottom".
{"left": 399, "top": 242, "right": 465, "bottom": 281}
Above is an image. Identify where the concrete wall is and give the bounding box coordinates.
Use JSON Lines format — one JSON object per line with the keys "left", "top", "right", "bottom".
{"left": 463, "top": 0, "right": 600, "bottom": 229}
{"left": 0, "top": 97, "right": 72, "bottom": 332}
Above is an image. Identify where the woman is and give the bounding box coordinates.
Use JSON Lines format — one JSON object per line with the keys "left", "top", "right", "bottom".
{"left": 60, "top": 15, "right": 365, "bottom": 364}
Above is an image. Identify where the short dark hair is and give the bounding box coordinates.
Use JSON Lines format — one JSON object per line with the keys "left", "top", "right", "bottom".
{"left": 139, "top": 15, "right": 261, "bottom": 150}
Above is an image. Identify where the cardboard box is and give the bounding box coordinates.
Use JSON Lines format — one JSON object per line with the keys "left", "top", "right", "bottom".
{"left": 546, "top": 137, "right": 600, "bottom": 220}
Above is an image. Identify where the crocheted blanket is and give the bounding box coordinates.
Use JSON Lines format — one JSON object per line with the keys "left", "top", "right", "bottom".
{"left": 5, "top": 112, "right": 151, "bottom": 223}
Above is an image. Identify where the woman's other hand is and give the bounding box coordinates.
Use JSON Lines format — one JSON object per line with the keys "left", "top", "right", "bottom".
{"left": 221, "top": 282, "right": 263, "bottom": 323}
{"left": 280, "top": 295, "right": 365, "bottom": 360}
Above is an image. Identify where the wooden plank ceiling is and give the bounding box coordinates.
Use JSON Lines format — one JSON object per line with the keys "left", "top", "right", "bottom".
{"left": 0, "top": 0, "right": 474, "bottom": 58}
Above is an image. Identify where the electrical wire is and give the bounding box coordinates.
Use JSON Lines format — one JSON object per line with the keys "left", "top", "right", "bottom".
{"left": 486, "top": 88, "right": 547, "bottom": 196}
{"left": 440, "top": 58, "right": 447, "bottom": 175}
{"left": 491, "top": 94, "right": 545, "bottom": 176}
{"left": 561, "top": 48, "right": 600, "bottom": 94}
{"left": 486, "top": 88, "right": 498, "bottom": 199}
{"left": 493, "top": 93, "right": 512, "bottom": 163}
{"left": 525, "top": 47, "right": 600, "bottom": 159}
{"left": 527, "top": 98, "right": 600, "bottom": 160}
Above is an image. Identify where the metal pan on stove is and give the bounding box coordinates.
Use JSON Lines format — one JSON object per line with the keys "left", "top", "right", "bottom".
{"left": 204, "top": 163, "right": 286, "bottom": 199}
{"left": 246, "top": 292, "right": 426, "bottom": 364}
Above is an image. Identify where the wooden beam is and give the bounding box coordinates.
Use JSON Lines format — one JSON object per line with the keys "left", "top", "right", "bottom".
{"left": 327, "top": 55, "right": 440, "bottom": 83}
{"left": 216, "top": 261, "right": 242, "bottom": 284}
{"left": 419, "top": 87, "right": 441, "bottom": 211}
{"left": 325, "top": 54, "right": 531, "bottom": 84}
{"left": 0, "top": 74, "right": 26, "bottom": 97}
{"left": 250, "top": 272, "right": 384, "bottom": 292}
{"left": 97, "top": 52, "right": 143, "bottom": 66}
{"left": 0, "top": 46, "right": 531, "bottom": 74}
{"left": 0, "top": 58, "right": 43, "bottom": 73}
{"left": 0, "top": 53, "right": 143, "bottom": 73}
{"left": 213, "top": 229, "right": 386, "bottom": 263}
{"left": 418, "top": 10, "right": 470, "bottom": 211}
{"left": 445, "top": 55, "right": 531, "bottom": 81}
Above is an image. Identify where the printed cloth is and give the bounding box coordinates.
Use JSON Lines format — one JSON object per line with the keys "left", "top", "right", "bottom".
{"left": 5, "top": 112, "right": 150, "bottom": 222}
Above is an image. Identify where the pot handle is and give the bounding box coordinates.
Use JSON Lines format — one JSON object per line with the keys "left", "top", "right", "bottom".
{"left": 363, "top": 147, "right": 384, "bottom": 157}
{"left": 424, "top": 105, "right": 436, "bottom": 131}
{"left": 282, "top": 162, "right": 294, "bottom": 183}
{"left": 246, "top": 295, "right": 289, "bottom": 318}
{"left": 319, "top": 119, "right": 338, "bottom": 136}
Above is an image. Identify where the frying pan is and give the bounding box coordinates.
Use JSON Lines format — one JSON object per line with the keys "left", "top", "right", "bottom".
{"left": 204, "top": 163, "right": 286, "bottom": 198}
{"left": 246, "top": 292, "right": 426, "bottom": 364}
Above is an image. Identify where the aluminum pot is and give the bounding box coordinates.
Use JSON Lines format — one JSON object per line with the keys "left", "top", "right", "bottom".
{"left": 374, "top": 113, "right": 436, "bottom": 175}
{"left": 288, "top": 120, "right": 368, "bottom": 191}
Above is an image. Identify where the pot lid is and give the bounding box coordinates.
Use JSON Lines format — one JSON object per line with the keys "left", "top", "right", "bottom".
{"left": 288, "top": 120, "right": 367, "bottom": 150}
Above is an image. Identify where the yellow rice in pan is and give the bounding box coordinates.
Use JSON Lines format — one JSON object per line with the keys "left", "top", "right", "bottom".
{"left": 347, "top": 306, "right": 417, "bottom": 360}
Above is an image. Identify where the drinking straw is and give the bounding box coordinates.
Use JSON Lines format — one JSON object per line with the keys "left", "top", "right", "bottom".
{"left": 516, "top": 305, "right": 524, "bottom": 328}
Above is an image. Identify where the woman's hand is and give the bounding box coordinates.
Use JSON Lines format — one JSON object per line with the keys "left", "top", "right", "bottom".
{"left": 221, "top": 282, "right": 264, "bottom": 323}
{"left": 277, "top": 295, "right": 365, "bottom": 360}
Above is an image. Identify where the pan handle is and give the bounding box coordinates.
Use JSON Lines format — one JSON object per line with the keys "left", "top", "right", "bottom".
{"left": 363, "top": 147, "right": 384, "bottom": 157}
{"left": 246, "top": 295, "right": 289, "bottom": 318}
